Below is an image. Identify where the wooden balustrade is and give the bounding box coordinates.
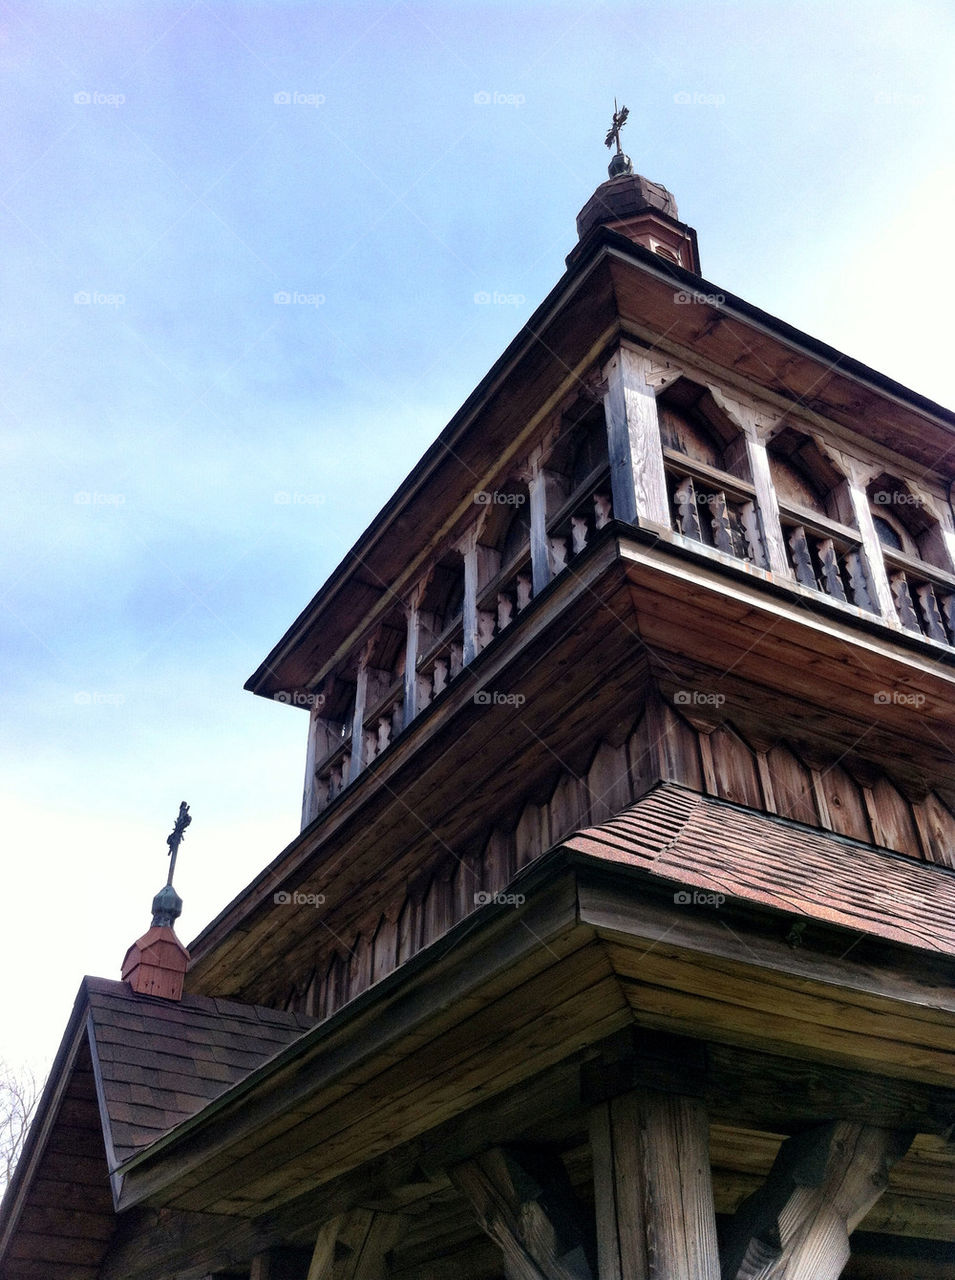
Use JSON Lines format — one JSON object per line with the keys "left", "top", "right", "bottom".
{"left": 882, "top": 548, "right": 955, "bottom": 647}
{"left": 665, "top": 459, "right": 766, "bottom": 568}
{"left": 545, "top": 477, "right": 613, "bottom": 579}
{"left": 779, "top": 511, "right": 876, "bottom": 613}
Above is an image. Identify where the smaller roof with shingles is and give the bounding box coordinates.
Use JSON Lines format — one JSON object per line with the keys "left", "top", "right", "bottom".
{"left": 85, "top": 977, "right": 315, "bottom": 1165}
{"left": 564, "top": 783, "right": 955, "bottom": 955}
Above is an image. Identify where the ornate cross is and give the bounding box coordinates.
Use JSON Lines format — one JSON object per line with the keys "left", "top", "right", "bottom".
{"left": 165, "top": 801, "right": 191, "bottom": 887}
{"left": 604, "top": 99, "right": 629, "bottom": 154}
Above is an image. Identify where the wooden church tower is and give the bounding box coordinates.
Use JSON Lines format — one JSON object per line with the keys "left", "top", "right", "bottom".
{"left": 3, "top": 110, "right": 955, "bottom": 1280}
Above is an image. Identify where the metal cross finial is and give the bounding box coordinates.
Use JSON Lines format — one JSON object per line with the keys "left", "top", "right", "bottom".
{"left": 165, "top": 801, "right": 191, "bottom": 888}
{"left": 604, "top": 99, "right": 629, "bottom": 155}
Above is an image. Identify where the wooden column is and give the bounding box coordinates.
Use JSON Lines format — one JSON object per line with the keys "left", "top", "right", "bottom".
{"left": 307, "top": 1210, "right": 404, "bottom": 1280}
{"left": 527, "top": 452, "right": 552, "bottom": 597}
{"left": 706, "top": 387, "right": 789, "bottom": 576}
{"left": 301, "top": 705, "right": 341, "bottom": 827}
{"left": 348, "top": 642, "right": 375, "bottom": 784}
{"left": 450, "top": 1145, "right": 596, "bottom": 1280}
{"left": 402, "top": 580, "right": 427, "bottom": 730}
{"left": 845, "top": 463, "right": 898, "bottom": 623}
{"left": 602, "top": 346, "right": 670, "bottom": 528}
{"left": 720, "top": 1120, "right": 912, "bottom": 1280}
{"left": 589, "top": 1089, "right": 719, "bottom": 1280}
{"left": 460, "top": 530, "right": 480, "bottom": 666}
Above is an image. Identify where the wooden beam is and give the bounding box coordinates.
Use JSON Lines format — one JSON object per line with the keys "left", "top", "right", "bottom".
{"left": 719, "top": 1120, "right": 914, "bottom": 1280}
{"left": 306, "top": 1209, "right": 404, "bottom": 1280}
{"left": 602, "top": 346, "right": 670, "bottom": 527}
{"left": 449, "top": 1145, "right": 596, "bottom": 1280}
{"left": 527, "top": 455, "right": 552, "bottom": 598}
{"left": 589, "top": 1089, "right": 720, "bottom": 1280}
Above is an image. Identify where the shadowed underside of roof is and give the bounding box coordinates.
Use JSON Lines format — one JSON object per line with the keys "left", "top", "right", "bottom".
{"left": 565, "top": 782, "right": 955, "bottom": 955}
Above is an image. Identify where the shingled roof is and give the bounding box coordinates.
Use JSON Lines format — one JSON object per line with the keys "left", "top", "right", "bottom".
{"left": 0, "top": 978, "right": 314, "bottom": 1280}
{"left": 565, "top": 782, "right": 955, "bottom": 955}
{"left": 85, "top": 978, "right": 315, "bottom": 1166}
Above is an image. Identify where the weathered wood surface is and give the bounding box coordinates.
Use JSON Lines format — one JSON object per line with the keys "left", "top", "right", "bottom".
{"left": 305, "top": 1210, "right": 404, "bottom": 1280}
{"left": 590, "top": 1089, "right": 720, "bottom": 1280}
{"left": 449, "top": 1146, "right": 594, "bottom": 1280}
{"left": 602, "top": 346, "right": 670, "bottom": 527}
{"left": 719, "top": 1121, "right": 913, "bottom": 1280}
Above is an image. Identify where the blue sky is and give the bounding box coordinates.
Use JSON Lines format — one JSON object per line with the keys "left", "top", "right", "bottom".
{"left": 3, "top": 0, "right": 954, "bottom": 1078}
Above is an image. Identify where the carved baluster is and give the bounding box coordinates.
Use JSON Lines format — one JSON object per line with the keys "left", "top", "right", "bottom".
{"left": 516, "top": 573, "right": 532, "bottom": 611}
{"left": 571, "top": 515, "right": 589, "bottom": 555}
{"left": 673, "top": 475, "right": 703, "bottom": 541}
{"left": 548, "top": 535, "right": 569, "bottom": 575}
{"left": 363, "top": 728, "right": 377, "bottom": 764}
{"left": 593, "top": 491, "right": 612, "bottom": 529}
{"left": 915, "top": 582, "right": 949, "bottom": 642}
{"left": 417, "top": 671, "right": 433, "bottom": 709}
{"left": 376, "top": 716, "right": 391, "bottom": 755}
{"left": 816, "top": 538, "right": 847, "bottom": 602}
{"left": 940, "top": 592, "right": 955, "bottom": 644}
{"left": 845, "top": 548, "right": 876, "bottom": 613}
{"left": 449, "top": 643, "right": 463, "bottom": 677}
{"left": 890, "top": 572, "right": 921, "bottom": 632}
{"left": 391, "top": 700, "right": 403, "bottom": 737}
{"left": 739, "top": 499, "right": 767, "bottom": 567}
{"left": 497, "top": 592, "right": 514, "bottom": 631}
{"left": 787, "top": 525, "right": 818, "bottom": 590}
{"left": 477, "top": 609, "right": 496, "bottom": 651}
{"left": 329, "top": 764, "right": 343, "bottom": 799}
{"left": 709, "top": 490, "right": 737, "bottom": 556}
{"left": 432, "top": 657, "right": 449, "bottom": 696}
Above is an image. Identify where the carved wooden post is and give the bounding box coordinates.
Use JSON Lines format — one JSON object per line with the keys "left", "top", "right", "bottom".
{"left": 844, "top": 460, "right": 898, "bottom": 623}
{"left": 602, "top": 345, "right": 670, "bottom": 527}
{"left": 460, "top": 529, "right": 480, "bottom": 665}
{"left": 527, "top": 450, "right": 551, "bottom": 597}
{"left": 402, "top": 580, "right": 427, "bottom": 730}
{"left": 589, "top": 1089, "right": 720, "bottom": 1280}
{"left": 348, "top": 641, "right": 374, "bottom": 784}
{"left": 707, "top": 387, "right": 789, "bottom": 576}
{"left": 301, "top": 701, "right": 341, "bottom": 828}
{"left": 720, "top": 1120, "right": 912, "bottom": 1280}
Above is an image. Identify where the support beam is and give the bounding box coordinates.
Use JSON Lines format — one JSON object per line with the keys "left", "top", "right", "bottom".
{"left": 602, "top": 346, "right": 670, "bottom": 528}
{"left": 460, "top": 531, "right": 480, "bottom": 666}
{"left": 402, "top": 580, "right": 427, "bottom": 730}
{"left": 307, "top": 1209, "right": 404, "bottom": 1280}
{"left": 527, "top": 454, "right": 552, "bottom": 598}
{"left": 845, "top": 467, "right": 898, "bottom": 624}
{"left": 589, "top": 1089, "right": 720, "bottom": 1280}
{"left": 719, "top": 1121, "right": 914, "bottom": 1280}
{"left": 449, "top": 1145, "right": 596, "bottom": 1280}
